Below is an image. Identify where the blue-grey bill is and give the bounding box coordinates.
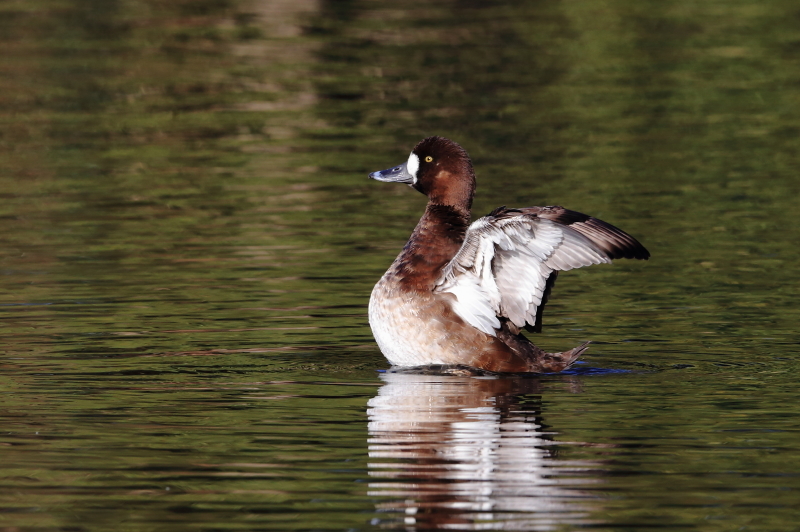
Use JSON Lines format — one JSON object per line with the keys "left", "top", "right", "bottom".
{"left": 369, "top": 162, "right": 414, "bottom": 184}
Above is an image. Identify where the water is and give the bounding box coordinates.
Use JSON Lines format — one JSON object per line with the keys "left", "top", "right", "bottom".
{"left": 1, "top": 0, "right": 799, "bottom": 530}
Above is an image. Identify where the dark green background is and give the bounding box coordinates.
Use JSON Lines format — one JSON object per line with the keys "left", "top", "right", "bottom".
{"left": 1, "top": 0, "right": 798, "bottom": 530}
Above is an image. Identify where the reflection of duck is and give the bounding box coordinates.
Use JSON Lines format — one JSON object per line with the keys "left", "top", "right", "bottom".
{"left": 369, "top": 136, "right": 649, "bottom": 373}
{"left": 367, "top": 372, "right": 599, "bottom": 529}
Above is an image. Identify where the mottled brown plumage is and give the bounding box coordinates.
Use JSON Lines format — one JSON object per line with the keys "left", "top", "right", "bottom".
{"left": 392, "top": 205, "right": 469, "bottom": 291}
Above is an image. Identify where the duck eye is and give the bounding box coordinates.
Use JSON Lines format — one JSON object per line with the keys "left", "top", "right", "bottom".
{"left": 425, "top": 156, "right": 433, "bottom": 162}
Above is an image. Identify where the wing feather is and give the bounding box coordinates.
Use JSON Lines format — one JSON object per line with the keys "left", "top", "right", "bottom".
{"left": 435, "top": 207, "right": 648, "bottom": 335}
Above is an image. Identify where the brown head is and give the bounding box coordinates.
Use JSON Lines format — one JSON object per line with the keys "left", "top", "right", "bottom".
{"left": 369, "top": 136, "right": 476, "bottom": 214}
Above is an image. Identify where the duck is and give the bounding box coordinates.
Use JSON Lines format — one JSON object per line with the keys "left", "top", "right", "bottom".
{"left": 368, "top": 136, "right": 650, "bottom": 374}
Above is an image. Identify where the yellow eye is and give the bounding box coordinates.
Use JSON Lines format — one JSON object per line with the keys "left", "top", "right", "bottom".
{"left": 425, "top": 156, "right": 433, "bottom": 162}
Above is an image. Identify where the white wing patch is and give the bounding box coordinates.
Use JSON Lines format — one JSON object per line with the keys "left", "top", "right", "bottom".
{"left": 441, "top": 272, "right": 500, "bottom": 335}
{"left": 435, "top": 213, "right": 612, "bottom": 336}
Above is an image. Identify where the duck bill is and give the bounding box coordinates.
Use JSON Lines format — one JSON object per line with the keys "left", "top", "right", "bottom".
{"left": 369, "top": 162, "right": 414, "bottom": 184}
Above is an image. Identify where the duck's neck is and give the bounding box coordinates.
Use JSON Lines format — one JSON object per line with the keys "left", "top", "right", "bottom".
{"left": 392, "top": 203, "right": 471, "bottom": 290}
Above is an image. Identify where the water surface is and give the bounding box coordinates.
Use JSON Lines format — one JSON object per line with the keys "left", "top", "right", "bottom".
{"left": 1, "top": 0, "right": 799, "bottom": 530}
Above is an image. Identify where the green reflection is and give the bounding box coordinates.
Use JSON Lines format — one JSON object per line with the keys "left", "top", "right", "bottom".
{"left": 0, "top": 0, "right": 799, "bottom": 530}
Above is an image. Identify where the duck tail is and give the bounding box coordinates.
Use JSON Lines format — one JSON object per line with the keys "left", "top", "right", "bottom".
{"left": 541, "top": 341, "right": 590, "bottom": 373}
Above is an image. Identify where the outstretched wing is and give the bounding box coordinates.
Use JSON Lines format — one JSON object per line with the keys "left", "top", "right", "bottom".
{"left": 434, "top": 206, "right": 649, "bottom": 336}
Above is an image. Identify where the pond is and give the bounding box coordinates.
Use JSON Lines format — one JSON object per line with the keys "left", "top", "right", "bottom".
{"left": 1, "top": 0, "right": 799, "bottom": 530}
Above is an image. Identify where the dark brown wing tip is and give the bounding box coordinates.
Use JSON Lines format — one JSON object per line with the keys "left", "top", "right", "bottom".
{"left": 533, "top": 206, "right": 650, "bottom": 261}
{"left": 578, "top": 216, "right": 650, "bottom": 260}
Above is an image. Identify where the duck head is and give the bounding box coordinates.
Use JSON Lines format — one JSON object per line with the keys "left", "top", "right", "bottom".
{"left": 369, "top": 136, "right": 476, "bottom": 212}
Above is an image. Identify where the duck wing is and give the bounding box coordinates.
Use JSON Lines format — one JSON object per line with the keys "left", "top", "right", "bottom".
{"left": 434, "top": 206, "right": 649, "bottom": 336}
